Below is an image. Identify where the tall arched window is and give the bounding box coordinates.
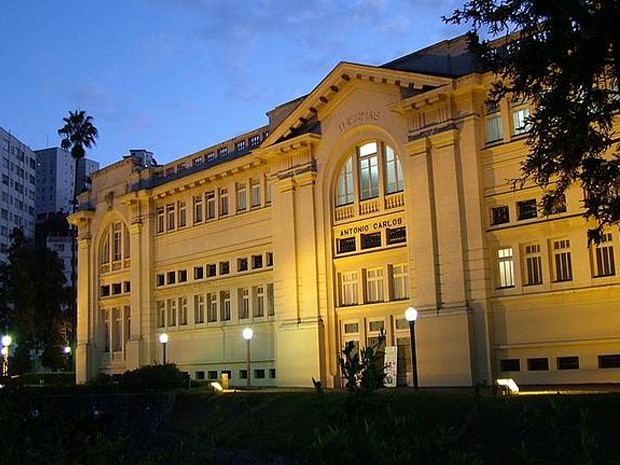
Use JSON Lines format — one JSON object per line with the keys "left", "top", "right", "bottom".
{"left": 335, "top": 140, "right": 404, "bottom": 208}
{"left": 100, "top": 221, "right": 131, "bottom": 272}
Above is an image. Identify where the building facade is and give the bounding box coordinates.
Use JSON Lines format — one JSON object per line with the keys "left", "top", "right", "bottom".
{"left": 0, "top": 126, "right": 37, "bottom": 262}
{"left": 70, "top": 36, "right": 620, "bottom": 387}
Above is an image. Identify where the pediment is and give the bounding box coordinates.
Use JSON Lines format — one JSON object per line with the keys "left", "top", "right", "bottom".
{"left": 262, "top": 62, "right": 454, "bottom": 150}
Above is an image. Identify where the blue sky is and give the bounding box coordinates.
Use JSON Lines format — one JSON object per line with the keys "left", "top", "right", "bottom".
{"left": 0, "top": 0, "right": 467, "bottom": 168}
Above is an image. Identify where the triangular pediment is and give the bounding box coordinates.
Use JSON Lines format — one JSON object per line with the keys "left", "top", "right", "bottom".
{"left": 262, "top": 61, "right": 454, "bottom": 150}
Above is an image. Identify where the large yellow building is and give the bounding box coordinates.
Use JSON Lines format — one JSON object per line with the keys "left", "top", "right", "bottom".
{"left": 70, "top": 35, "right": 620, "bottom": 388}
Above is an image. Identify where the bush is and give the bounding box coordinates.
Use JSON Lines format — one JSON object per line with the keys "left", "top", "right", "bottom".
{"left": 339, "top": 329, "right": 386, "bottom": 396}
{"left": 120, "top": 364, "right": 188, "bottom": 391}
{"left": 20, "top": 372, "right": 75, "bottom": 386}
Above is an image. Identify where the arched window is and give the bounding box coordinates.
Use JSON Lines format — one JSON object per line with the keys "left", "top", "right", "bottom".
{"left": 335, "top": 140, "right": 404, "bottom": 208}
{"left": 100, "top": 221, "right": 130, "bottom": 272}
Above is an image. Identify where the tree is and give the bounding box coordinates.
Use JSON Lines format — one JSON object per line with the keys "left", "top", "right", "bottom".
{"left": 0, "top": 229, "right": 70, "bottom": 372}
{"left": 57, "top": 110, "right": 99, "bottom": 212}
{"left": 57, "top": 110, "right": 98, "bottom": 354}
{"left": 445, "top": 1, "right": 620, "bottom": 242}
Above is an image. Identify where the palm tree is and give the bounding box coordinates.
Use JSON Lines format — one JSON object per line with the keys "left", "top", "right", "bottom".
{"left": 57, "top": 110, "right": 99, "bottom": 212}
{"left": 57, "top": 110, "right": 98, "bottom": 366}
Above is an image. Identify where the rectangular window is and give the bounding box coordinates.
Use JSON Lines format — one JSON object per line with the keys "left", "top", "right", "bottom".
{"left": 220, "top": 291, "right": 231, "bottom": 321}
{"left": 359, "top": 143, "right": 379, "bottom": 200}
{"left": 265, "top": 174, "right": 272, "bottom": 204}
{"left": 337, "top": 237, "right": 356, "bottom": 254}
{"left": 512, "top": 107, "right": 530, "bottom": 135}
{"left": 112, "top": 283, "right": 122, "bottom": 295}
{"left": 365, "top": 267, "right": 384, "bottom": 303}
{"left": 208, "top": 370, "right": 218, "bottom": 380}
{"left": 236, "top": 182, "right": 247, "bottom": 212}
{"left": 194, "top": 266, "right": 204, "bottom": 280}
{"left": 384, "top": 145, "right": 403, "bottom": 194}
{"left": 194, "top": 294, "right": 205, "bottom": 324}
{"left": 207, "top": 293, "right": 218, "bottom": 322}
{"left": 497, "top": 248, "right": 515, "bottom": 288}
{"left": 254, "top": 286, "right": 265, "bottom": 317}
{"left": 206, "top": 191, "right": 216, "bottom": 220}
{"left": 157, "top": 301, "right": 165, "bottom": 328}
{"left": 517, "top": 199, "right": 537, "bottom": 220}
{"left": 269, "top": 368, "right": 276, "bottom": 379}
{"left": 219, "top": 261, "right": 230, "bottom": 275}
{"left": 156, "top": 274, "right": 165, "bottom": 287}
{"left": 592, "top": 233, "right": 615, "bottom": 277}
{"left": 178, "top": 201, "right": 187, "bottom": 228}
{"left": 598, "top": 354, "right": 620, "bottom": 369}
{"left": 240, "top": 369, "right": 248, "bottom": 379}
{"left": 267, "top": 283, "right": 274, "bottom": 316}
{"left": 485, "top": 114, "right": 503, "bottom": 143}
{"left": 218, "top": 147, "right": 228, "bottom": 157}
{"left": 157, "top": 207, "right": 166, "bottom": 234}
{"left": 178, "top": 297, "right": 188, "bottom": 325}
{"left": 250, "top": 178, "right": 261, "bottom": 207}
{"left": 206, "top": 152, "right": 216, "bottom": 163}
{"left": 112, "top": 308, "right": 123, "bottom": 352}
{"left": 237, "top": 257, "right": 248, "bottom": 272}
{"left": 553, "top": 239, "right": 573, "bottom": 282}
{"left": 266, "top": 252, "right": 273, "bottom": 267}
{"left": 239, "top": 288, "right": 250, "bottom": 319}
{"left": 527, "top": 358, "right": 549, "bottom": 371}
{"left": 557, "top": 356, "right": 579, "bottom": 370}
{"left": 178, "top": 269, "right": 188, "bottom": 282}
{"left": 196, "top": 371, "right": 205, "bottom": 380}
{"left": 167, "top": 271, "right": 176, "bottom": 285}
{"left": 254, "top": 369, "right": 265, "bottom": 379}
{"left": 112, "top": 222, "right": 122, "bottom": 261}
{"left": 100, "top": 285, "right": 110, "bottom": 297}
{"left": 219, "top": 188, "right": 229, "bottom": 216}
{"left": 252, "top": 254, "right": 263, "bottom": 269}
{"left": 500, "top": 359, "right": 520, "bottom": 372}
{"left": 249, "top": 134, "right": 261, "bottom": 147}
{"left": 391, "top": 264, "right": 409, "bottom": 300}
{"left": 491, "top": 205, "right": 510, "bottom": 225}
{"left": 361, "top": 232, "right": 381, "bottom": 249}
{"left": 206, "top": 264, "right": 217, "bottom": 277}
{"left": 103, "top": 310, "right": 110, "bottom": 352}
{"left": 235, "top": 140, "right": 247, "bottom": 151}
{"left": 193, "top": 195, "right": 203, "bottom": 224}
{"left": 386, "top": 227, "right": 406, "bottom": 245}
{"left": 340, "top": 271, "right": 359, "bottom": 306}
{"left": 167, "top": 298, "right": 177, "bottom": 326}
{"left": 166, "top": 203, "right": 176, "bottom": 230}
{"left": 523, "top": 244, "right": 543, "bottom": 285}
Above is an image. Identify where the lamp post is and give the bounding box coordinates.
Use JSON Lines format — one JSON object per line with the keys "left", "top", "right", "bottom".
{"left": 404, "top": 307, "right": 419, "bottom": 391}
{"left": 159, "top": 332, "right": 169, "bottom": 365}
{"left": 1, "top": 335, "right": 12, "bottom": 377}
{"left": 242, "top": 328, "right": 253, "bottom": 387}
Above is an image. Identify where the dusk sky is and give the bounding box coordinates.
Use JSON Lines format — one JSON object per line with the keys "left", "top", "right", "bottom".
{"left": 1, "top": 1, "right": 467, "bottom": 168}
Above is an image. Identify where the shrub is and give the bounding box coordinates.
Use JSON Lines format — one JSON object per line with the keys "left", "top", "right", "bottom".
{"left": 119, "top": 364, "right": 188, "bottom": 391}
{"left": 339, "top": 329, "right": 386, "bottom": 396}
{"left": 20, "top": 372, "right": 75, "bottom": 386}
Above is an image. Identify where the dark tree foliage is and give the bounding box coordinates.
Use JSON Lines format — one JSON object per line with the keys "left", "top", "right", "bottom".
{"left": 445, "top": 0, "right": 620, "bottom": 242}
{"left": 0, "top": 228, "right": 71, "bottom": 372}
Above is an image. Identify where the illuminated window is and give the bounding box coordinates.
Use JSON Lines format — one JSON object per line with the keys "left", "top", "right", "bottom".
{"left": 178, "top": 297, "right": 188, "bottom": 325}
{"left": 365, "top": 267, "right": 384, "bottom": 303}
{"left": 384, "top": 145, "right": 403, "bottom": 194}
{"left": 340, "top": 271, "right": 359, "bottom": 306}
{"left": 485, "top": 101, "right": 503, "bottom": 143}
{"left": 512, "top": 107, "right": 530, "bottom": 136}
{"left": 337, "top": 156, "right": 354, "bottom": 206}
{"left": 220, "top": 291, "right": 231, "bottom": 321}
{"left": 497, "top": 248, "right": 515, "bottom": 288}
{"left": 359, "top": 142, "right": 379, "bottom": 200}
{"left": 239, "top": 288, "right": 250, "bottom": 319}
{"left": 390, "top": 264, "right": 409, "bottom": 300}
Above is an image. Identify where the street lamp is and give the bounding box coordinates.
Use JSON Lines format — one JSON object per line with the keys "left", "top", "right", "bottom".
{"left": 404, "top": 307, "right": 419, "bottom": 391}
{"left": 159, "top": 332, "right": 169, "bottom": 365}
{"left": 242, "top": 327, "right": 253, "bottom": 387}
{"left": 1, "top": 335, "right": 12, "bottom": 377}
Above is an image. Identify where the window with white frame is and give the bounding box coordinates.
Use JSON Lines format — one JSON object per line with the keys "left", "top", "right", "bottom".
{"left": 166, "top": 203, "right": 175, "bottom": 230}
{"left": 254, "top": 286, "right": 265, "bottom": 317}
{"left": 167, "top": 298, "right": 177, "bottom": 326}
{"left": 157, "top": 207, "right": 164, "bottom": 233}
{"left": 359, "top": 142, "right": 380, "bottom": 200}
{"left": 220, "top": 291, "right": 231, "bottom": 321}
{"left": 100, "top": 221, "right": 130, "bottom": 269}
{"left": 207, "top": 292, "right": 218, "bottom": 322}
{"left": 592, "top": 232, "right": 616, "bottom": 277}
{"left": 236, "top": 182, "right": 247, "bottom": 212}
{"left": 340, "top": 271, "right": 359, "bottom": 306}
{"left": 206, "top": 191, "right": 216, "bottom": 220}
{"left": 497, "top": 247, "right": 515, "bottom": 288}
{"left": 178, "top": 297, "right": 188, "bottom": 326}
{"left": 365, "top": 267, "right": 384, "bottom": 303}
{"left": 102, "top": 306, "right": 131, "bottom": 355}
{"left": 391, "top": 264, "right": 409, "bottom": 300}
{"left": 511, "top": 99, "right": 531, "bottom": 136}
{"left": 193, "top": 195, "right": 203, "bottom": 224}
{"left": 523, "top": 243, "right": 543, "bottom": 285}
{"left": 194, "top": 294, "right": 205, "bottom": 324}
{"left": 552, "top": 239, "right": 573, "bottom": 282}
{"left": 485, "top": 102, "right": 503, "bottom": 143}
{"left": 178, "top": 201, "right": 187, "bottom": 228}
{"left": 157, "top": 301, "right": 165, "bottom": 328}
{"left": 251, "top": 178, "right": 261, "bottom": 207}
{"left": 337, "top": 156, "right": 354, "bottom": 206}
{"left": 219, "top": 188, "right": 229, "bottom": 216}
{"left": 239, "top": 288, "right": 250, "bottom": 319}
{"left": 384, "top": 145, "right": 404, "bottom": 194}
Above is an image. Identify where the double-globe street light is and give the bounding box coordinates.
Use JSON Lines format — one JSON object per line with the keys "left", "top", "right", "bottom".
{"left": 242, "top": 328, "right": 253, "bottom": 387}
{"left": 404, "top": 307, "right": 419, "bottom": 391}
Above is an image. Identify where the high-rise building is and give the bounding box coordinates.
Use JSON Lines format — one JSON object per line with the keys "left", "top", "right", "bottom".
{"left": 0, "top": 126, "right": 37, "bottom": 262}
{"left": 70, "top": 34, "right": 620, "bottom": 388}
